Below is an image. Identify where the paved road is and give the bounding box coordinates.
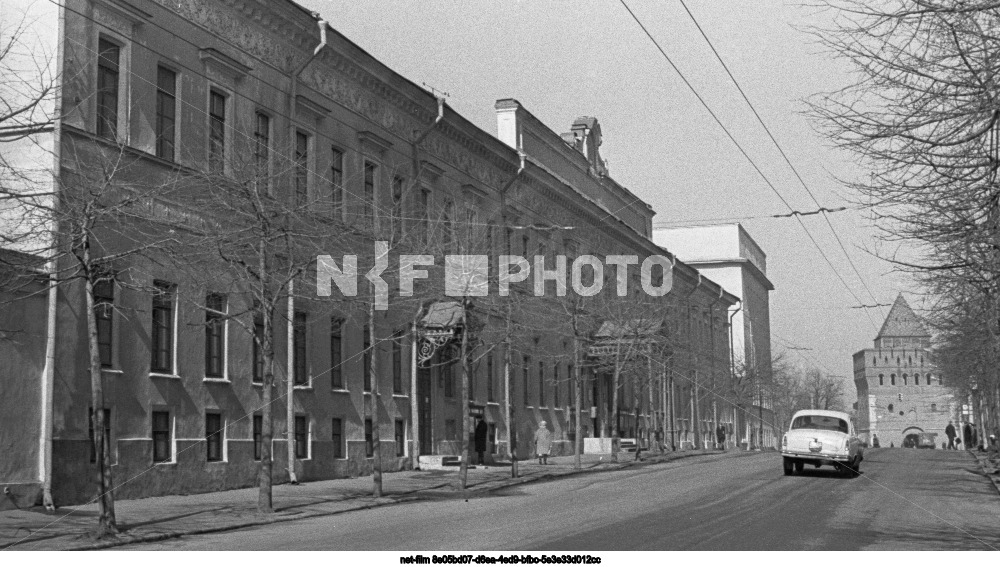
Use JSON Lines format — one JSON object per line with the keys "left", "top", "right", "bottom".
{"left": 122, "top": 449, "right": 1000, "bottom": 551}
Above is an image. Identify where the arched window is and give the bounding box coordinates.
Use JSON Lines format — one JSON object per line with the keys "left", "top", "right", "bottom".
{"left": 931, "top": 403, "right": 937, "bottom": 411}
{"left": 891, "top": 374, "right": 896, "bottom": 385}
{"left": 873, "top": 356, "right": 877, "bottom": 366}
{"left": 897, "top": 357, "right": 901, "bottom": 365}
{"left": 908, "top": 356, "right": 912, "bottom": 366}
{"left": 879, "top": 374, "right": 884, "bottom": 386}
{"left": 888, "top": 403, "right": 894, "bottom": 412}
{"left": 902, "top": 374, "right": 908, "bottom": 385}
{"left": 914, "top": 373, "right": 920, "bottom": 385}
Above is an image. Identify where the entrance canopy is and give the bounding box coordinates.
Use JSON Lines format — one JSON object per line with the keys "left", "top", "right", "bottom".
{"left": 417, "top": 301, "right": 464, "bottom": 366}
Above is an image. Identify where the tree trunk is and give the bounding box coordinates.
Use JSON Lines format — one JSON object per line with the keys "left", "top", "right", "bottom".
{"left": 84, "top": 271, "right": 117, "bottom": 537}
{"left": 370, "top": 300, "right": 383, "bottom": 497}
{"left": 611, "top": 360, "right": 621, "bottom": 459}
{"left": 573, "top": 337, "right": 582, "bottom": 470}
{"left": 286, "top": 283, "right": 298, "bottom": 485}
{"left": 459, "top": 298, "right": 471, "bottom": 489}
{"left": 258, "top": 309, "right": 275, "bottom": 514}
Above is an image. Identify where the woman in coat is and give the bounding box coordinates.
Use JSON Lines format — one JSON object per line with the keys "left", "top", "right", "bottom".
{"left": 534, "top": 421, "right": 552, "bottom": 465}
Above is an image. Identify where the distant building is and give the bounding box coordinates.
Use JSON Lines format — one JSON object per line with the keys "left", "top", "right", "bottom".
{"left": 653, "top": 224, "right": 776, "bottom": 448}
{"left": 852, "top": 294, "right": 955, "bottom": 447}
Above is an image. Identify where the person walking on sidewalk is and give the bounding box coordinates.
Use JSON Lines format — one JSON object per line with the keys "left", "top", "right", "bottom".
{"left": 945, "top": 421, "right": 957, "bottom": 450}
{"left": 534, "top": 421, "right": 552, "bottom": 465}
{"left": 474, "top": 417, "right": 488, "bottom": 466}
{"left": 963, "top": 423, "right": 973, "bottom": 449}
{"left": 716, "top": 425, "right": 726, "bottom": 450}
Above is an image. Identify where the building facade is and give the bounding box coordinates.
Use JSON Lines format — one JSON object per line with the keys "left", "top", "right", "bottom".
{"left": 1, "top": 0, "right": 736, "bottom": 507}
{"left": 853, "top": 294, "right": 955, "bottom": 447}
{"left": 652, "top": 224, "right": 776, "bottom": 447}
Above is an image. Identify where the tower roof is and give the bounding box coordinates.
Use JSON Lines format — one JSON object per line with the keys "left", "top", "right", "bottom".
{"left": 876, "top": 294, "right": 929, "bottom": 340}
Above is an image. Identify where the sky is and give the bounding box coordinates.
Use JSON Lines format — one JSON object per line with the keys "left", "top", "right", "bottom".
{"left": 303, "top": 0, "right": 920, "bottom": 399}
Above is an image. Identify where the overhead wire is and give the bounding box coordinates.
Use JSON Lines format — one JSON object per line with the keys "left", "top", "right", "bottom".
{"left": 615, "top": 0, "right": 880, "bottom": 333}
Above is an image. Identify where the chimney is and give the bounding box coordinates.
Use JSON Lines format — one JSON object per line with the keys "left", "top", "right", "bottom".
{"left": 570, "top": 116, "right": 606, "bottom": 176}
{"left": 495, "top": 98, "right": 523, "bottom": 150}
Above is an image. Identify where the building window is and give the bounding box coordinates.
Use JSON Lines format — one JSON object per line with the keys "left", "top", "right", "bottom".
{"left": 392, "top": 331, "right": 403, "bottom": 394}
{"left": 294, "top": 415, "right": 308, "bottom": 459}
{"left": 523, "top": 356, "right": 530, "bottom": 406}
{"left": 155, "top": 66, "right": 176, "bottom": 160}
{"left": 931, "top": 403, "right": 937, "bottom": 412}
{"left": 331, "top": 148, "right": 344, "bottom": 217}
{"left": 902, "top": 374, "right": 907, "bottom": 386}
{"left": 569, "top": 364, "right": 575, "bottom": 404}
{"left": 442, "top": 200, "right": 454, "bottom": 250}
{"left": 96, "top": 38, "right": 120, "bottom": 140}
{"left": 208, "top": 90, "right": 226, "bottom": 173}
{"left": 363, "top": 326, "right": 372, "bottom": 391}
{"left": 914, "top": 373, "right": 920, "bottom": 386}
{"left": 204, "top": 293, "right": 225, "bottom": 378}
{"left": 253, "top": 414, "right": 262, "bottom": 460}
{"left": 487, "top": 354, "right": 495, "bottom": 402}
{"left": 553, "top": 363, "right": 560, "bottom": 408}
{"left": 363, "top": 161, "right": 376, "bottom": 224}
{"left": 392, "top": 175, "right": 404, "bottom": 213}
{"left": 890, "top": 374, "right": 896, "bottom": 386}
{"left": 331, "top": 417, "right": 344, "bottom": 459}
{"left": 151, "top": 281, "right": 175, "bottom": 374}
{"left": 365, "top": 418, "right": 374, "bottom": 457}
{"left": 444, "top": 361, "right": 454, "bottom": 398}
{"left": 88, "top": 408, "right": 111, "bottom": 463}
{"left": 418, "top": 189, "right": 430, "bottom": 239}
{"left": 254, "top": 112, "right": 270, "bottom": 190}
{"left": 152, "top": 411, "right": 172, "bottom": 463}
{"left": 332, "top": 417, "right": 344, "bottom": 458}
{"left": 538, "top": 360, "right": 546, "bottom": 407}
{"left": 205, "top": 412, "right": 223, "bottom": 462}
{"left": 887, "top": 403, "right": 894, "bottom": 413}
{"left": 252, "top": 312, "right": 264, "bottom": 384}
{"left": 395, "top": 420, "right": 405, "bottom": 457}
{"left": 94, "top": 279, "right": 114, "bottom": 368}
{"left": 295, "top": 131, "right": 309, "bottom": 206}
{"left": 293, "top": 311, "right": 307, "bottom": 386}
{"left": 330, "top": 317, "right": 343, "bottom": 389}
{"left": 879, "top": 374, "right": 884, "bottom": 386}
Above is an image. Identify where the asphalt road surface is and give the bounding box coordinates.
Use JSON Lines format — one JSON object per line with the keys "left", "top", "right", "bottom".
{"left": 121, "top": 449, "right": 1000, "bottom": 551}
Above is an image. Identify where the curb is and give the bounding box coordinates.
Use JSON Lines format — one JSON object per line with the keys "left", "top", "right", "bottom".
{"left": 63, "top": 449, "right": 739, "bottom": 550}
{"left": 968, "top": 450, "right": 1000, "bottom": 498}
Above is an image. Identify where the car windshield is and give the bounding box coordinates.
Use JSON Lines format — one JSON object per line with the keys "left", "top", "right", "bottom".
{"left": 790, "top": 415, "right": 848, "bottom": 433}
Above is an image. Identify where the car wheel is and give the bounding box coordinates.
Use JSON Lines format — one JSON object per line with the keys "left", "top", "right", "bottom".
{"left": 794, "top": 460, "right": 804, "bottom": 473}
{"left": 783, "top": 457, "right": 794, "bottom": 476}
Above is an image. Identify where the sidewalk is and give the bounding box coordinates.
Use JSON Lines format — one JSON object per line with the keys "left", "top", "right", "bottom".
{"left": 0, "top": 448, "right": 746, "bottom": 551}
{"left": 970, "top": 449, "right": 1000, "bottom": 497}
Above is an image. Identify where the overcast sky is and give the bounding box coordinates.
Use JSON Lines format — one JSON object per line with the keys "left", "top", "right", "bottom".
{"left": 304, "top": 0, "right": 920, "bottom": 398}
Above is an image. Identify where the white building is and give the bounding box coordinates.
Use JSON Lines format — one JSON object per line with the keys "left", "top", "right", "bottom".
{"left": 653, "top": 224, "right": 776, "bottom": 447}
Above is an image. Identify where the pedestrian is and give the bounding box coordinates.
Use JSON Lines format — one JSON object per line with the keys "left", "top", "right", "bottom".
{"left": 871, "top": 434, "right": 880, "bottom": 448}
{"left": 716, "top": 424, "right": 726, "bottom": 450}
{"left": 534, "top": 420, "right": 552, "bottom": 465}
{"left": 971, "top": 426, "right": 978, "bottom": 450}
{"left": 474, "top": 417, "right": 488, "bottom": 466}
{"left": 945, "top": 421, "right": 957, "bottom": 450}
{"left": 963, "top": 422, "right": 973, "bottom": 449}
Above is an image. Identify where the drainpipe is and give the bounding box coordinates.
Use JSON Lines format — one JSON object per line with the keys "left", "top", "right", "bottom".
{"left": 499, "top": 144, "right": 526, "bottom": 478}
{"left": 683, "top": 273, "right": 702, "bottom": 449}
{"left": 728, "top": 300, "right": 742, "bottom": 449}
{"left": 708, "top": 287, "right": 724, "bottom": 448}
{"left": 285, "top": 12, "right": 328, "bottom": 486}
{"left": 410, "top": 97, "right": 446, "bottom": 190}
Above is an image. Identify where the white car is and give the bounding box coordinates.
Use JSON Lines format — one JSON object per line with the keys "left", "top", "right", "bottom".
{"left": 781, "top": 409, "right": 863, "bottom": 477}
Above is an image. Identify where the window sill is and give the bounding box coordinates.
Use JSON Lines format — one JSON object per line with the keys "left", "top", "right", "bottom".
{"left": 293, "top": 385, "right": 313, "bottom": 391}
{"left": 331, "top": 388, "right": 350, "bottom": 394}
{"left": 101, "top": 368, "right": 124, "bottom": 375}
{"left": 207, "top": 460, "right": 227, "bottom": 464}
{"left": 203, "top": 377, "right": 230, "bottom": 384}
{"left": 153, "top": 461, "right": 177, "bottom": 466}
{"left": 150, "top": 373, "right": 181, "bottom": 380}
{"left": 487, "top": 402, "right": 499, "bottom": 406}
{"left": 392, "top": 393, "right": 409, "bottom": 399}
